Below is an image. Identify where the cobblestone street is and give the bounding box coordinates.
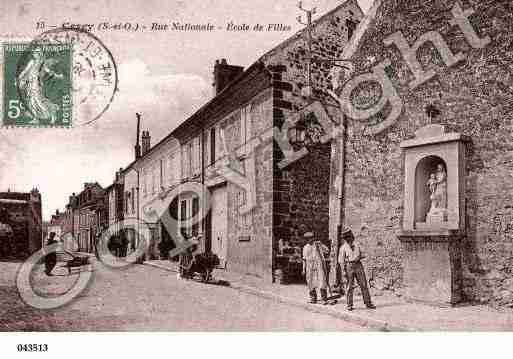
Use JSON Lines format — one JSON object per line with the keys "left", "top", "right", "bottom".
{"left": 0, "top": 258, "right": 365, "bottom": 331}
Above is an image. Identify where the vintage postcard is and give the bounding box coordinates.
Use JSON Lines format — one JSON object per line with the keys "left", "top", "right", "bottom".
{"left": 0, "top": 0, "right": 512, "bottom": 356}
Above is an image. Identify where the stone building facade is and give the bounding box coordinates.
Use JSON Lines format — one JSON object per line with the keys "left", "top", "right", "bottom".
{"left": 105, "top": 169, "right": 125, "bottom": 236}
{"left": 128, "top": 0, "right": 364, "bottom": 280}
{"left": 261, "top": 0, "right": 363, "bottom": 281}
{"left": 332, "top": 0, "right": 513, "bottom": 307}
{"left": 70, "top": 183, "right": 105, "bottom": 253}
{"left": 171, "top": 61, "right": 274, "bottom": 278}
{"left": 0, "top": 189, "right": 42, "bottom": 259}
{"left": 132, "top": 127, "right": 181, "bottom": 259}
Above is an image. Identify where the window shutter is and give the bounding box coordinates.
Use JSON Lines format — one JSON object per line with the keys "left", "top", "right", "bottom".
{"left": 196, "top": 137, "right": 201, "bottom": 175}
{"left": 210, "top": 127, "right": 216, "bottom": 165}
{"left": 204, "top": 131, "right": 210, "bottom": 167}
{"left": 245, "top": 104, "right": 252, "bottom": 154}
{"left": 241, "top": 109, "right": 246, "bottom": 151}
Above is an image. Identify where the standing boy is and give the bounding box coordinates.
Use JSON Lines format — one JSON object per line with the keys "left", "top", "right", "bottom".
{"left": 338, "top": 228, "right": 376, "bottom": 311}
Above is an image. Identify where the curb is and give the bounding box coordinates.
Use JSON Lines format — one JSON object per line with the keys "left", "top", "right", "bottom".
{"left": 143, "top": 261, "right": 414, "bottom": 331}
{"left": 144, "top": 260, "right": 179, "bottom": 273}
{"left": 229, "top": 282, "right": 413, "bottom": 332}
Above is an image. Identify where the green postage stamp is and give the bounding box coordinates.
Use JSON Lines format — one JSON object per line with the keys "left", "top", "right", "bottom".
{"left": 2, "top": 42, "right": 72, "bottom": 127}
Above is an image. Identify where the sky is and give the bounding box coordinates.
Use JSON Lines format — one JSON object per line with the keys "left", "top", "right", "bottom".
{"left": 0, "top": 0, "right": 374, "bottom": 220}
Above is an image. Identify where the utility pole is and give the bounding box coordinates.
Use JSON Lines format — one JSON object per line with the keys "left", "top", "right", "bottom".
{"left": 297, "top": 1, "right": 316, "bottom": 98}
{"left": 296, "top": 1, "right": 356, "bottom": 293}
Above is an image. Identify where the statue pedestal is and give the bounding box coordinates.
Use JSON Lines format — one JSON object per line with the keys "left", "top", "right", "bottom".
{"left": 426, "top": 208, "right": 447, "bottom": 224}
{"left": 398, "top": 230, "right": 463, "bottom": 307}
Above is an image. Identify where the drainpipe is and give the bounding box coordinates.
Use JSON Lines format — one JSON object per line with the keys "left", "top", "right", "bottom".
{"left": 339, "top": 113, "right": 348, "bottom": 234}
{"left": 201, "top": 129, "right": 206, "bottom": 252}
{"left": 136, "top": 169, "right": 140, "bottom": 261}
{"left": 329, "top": 112, "right": 348, "bottom": 291}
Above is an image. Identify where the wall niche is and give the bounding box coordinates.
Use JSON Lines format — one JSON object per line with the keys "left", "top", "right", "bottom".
{"left": 398, "top": 124, "right": 470, "bottom": 306}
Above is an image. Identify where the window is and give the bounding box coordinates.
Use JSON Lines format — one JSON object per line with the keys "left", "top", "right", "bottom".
{"left": 142, "top": 169, "right": 147, "bottom": 197}
{"left": 181, "top": 146, "right": 189, "bottom": 179}
{"left": 240, "top": 104, "right": 252, "bottom": 154}
{"left": 186, "top": 142, "right": 193, "bottom": 178}
{"left": 179, "top": 196, "right": 200, "bottom": 237}
{"left": 197, "top": 137, "right": 201, "bottom": 173}
{"left": 131, "top": 187, "right": 135, "bottom": 214}
{"left": 180, "top": 199, "right": 187, "bottom": 236}
{"left": 191, "top": 137, "right": 201, "bottom": 176}
{"left": 217, "top": 127, "right": 226, "bottom": 161}
{"left": 147, "top": 168, "right": 150, "bottom": 195}
{"left": 347, "top": 19, "right": 359, "bottom": 41}
{"left": 210, "top": 128, "right": 216, "bottom": 165}
{"left": 192, "top": 197, "right": 199, "bottom": 236}
{"left": 169, "top": 153, "right": 179, "bottom": 185}
{"left": 125, "top": 192, "right": 130, "bottom": 214}
{"left": 168, "top": 154, "right": 174, "bottom": 185}
{"left": 236, "top": 189, "right": 250, "bottom": 229}
{"left": 160, "top": 159, "right": 164, "bottom": 190}
{"left": 151, "top": 164, "right": 157, "bottom": 194}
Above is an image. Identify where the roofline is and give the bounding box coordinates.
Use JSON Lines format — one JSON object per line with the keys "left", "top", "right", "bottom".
{"left": 119, "top": 0, "right": 365, "bottom": 174}
{"left": 171, "top": 60, "right": 270, "bottom": 137}
{"left": 259, "top": 0, "right": 364, "bottom": 62}
{"left": 120, "top": 60, "right": 271, "bottom": 175}
{"left": 341, "top": 0, "right": 381, "bottom": 59}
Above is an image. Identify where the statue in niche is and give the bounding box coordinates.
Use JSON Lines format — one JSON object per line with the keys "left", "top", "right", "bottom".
{"left": 426, "top": 164, "right": 447, "bottom": 222}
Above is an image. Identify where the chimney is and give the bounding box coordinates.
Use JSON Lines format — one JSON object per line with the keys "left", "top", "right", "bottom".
{"left": 142, "top": 130, "right": 151, "bottom": 156}
{"left": 135, "top": 113, "right": 142, "bottom": 159}
{"left": 115, "top": 168, "right": 123, "bottom": 184}
{"left": 213, "top": 59, "right": 244, "bottom": 95}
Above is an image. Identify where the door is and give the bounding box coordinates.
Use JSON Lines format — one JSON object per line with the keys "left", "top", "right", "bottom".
{"left": 210, "top": 186, "right": 228, "bottom": 267}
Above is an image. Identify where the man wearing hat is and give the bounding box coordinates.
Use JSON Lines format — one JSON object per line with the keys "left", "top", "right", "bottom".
{"left": 338, "top": 228, "right": 376, "bottom": 311}
{"left": 302, "top": 232, "right": 330, "bottom": 304}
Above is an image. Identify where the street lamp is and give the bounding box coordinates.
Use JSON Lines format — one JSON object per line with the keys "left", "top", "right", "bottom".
{"left": 287, "top": 122, "right": 306, "bottom": 147}
{"left": 295, "top": 2, "right": 358, "bottom": 293}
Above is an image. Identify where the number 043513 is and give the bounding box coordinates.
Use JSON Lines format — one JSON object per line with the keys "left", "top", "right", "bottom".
{"left": 16, "top": 344, "right": 48, "bottom": 352}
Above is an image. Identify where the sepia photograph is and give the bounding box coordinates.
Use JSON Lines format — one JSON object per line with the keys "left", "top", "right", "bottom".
{"left": 0, "top": 0, "right": 512, "bottom": 356}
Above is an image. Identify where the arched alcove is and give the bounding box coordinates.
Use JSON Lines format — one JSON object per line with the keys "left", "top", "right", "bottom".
{"left": 414, "top": 155, "right": 447, "bottom": 224}
{"left": 399, "top": 125, "right": 469, "bottom": 305}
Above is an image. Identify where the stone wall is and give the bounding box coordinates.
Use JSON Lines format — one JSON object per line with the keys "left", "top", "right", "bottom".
{"left": 220, "top": 89, "right": 275, "bottom": 280}
{"left": 273, "top": 145, "right": 331, "bottom": 250}
{"left": 261, "top": 0, "right": 363, "bottom": 110}
{"left": 261, "top": 0, "right": 363, "bottom": 275}
{"left": 344, "top": 0, "right": 513, "bottom": 306}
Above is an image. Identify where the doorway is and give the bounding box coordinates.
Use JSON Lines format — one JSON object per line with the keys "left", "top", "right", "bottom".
{"left": 210, "top": 185, "right": 228, "bottom": 268}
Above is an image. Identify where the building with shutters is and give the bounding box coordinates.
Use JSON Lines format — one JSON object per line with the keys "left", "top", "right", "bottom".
{"left": 70, "top": 183, "right": 105, "bottom": 253}
{"left": 119, "top": 0, "right": 364, "bottom": 280}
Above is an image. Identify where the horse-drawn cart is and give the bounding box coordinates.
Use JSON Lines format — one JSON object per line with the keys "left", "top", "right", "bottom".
{"left": 179, "top": 251, "right": 220, "bottom": 283}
